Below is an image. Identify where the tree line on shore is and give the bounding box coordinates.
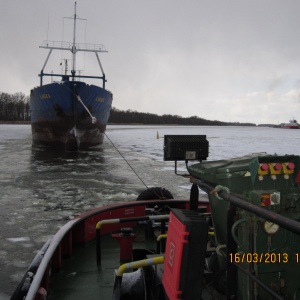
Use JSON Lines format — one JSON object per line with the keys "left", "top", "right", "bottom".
{"left": 0, "top": 91, "right": 256, "bottom": 126}
{"left": 0, "top": 92, "right": 30, "bottom": 121}
{"left": 108, "top": 107, "right": 256, "bottom": 126}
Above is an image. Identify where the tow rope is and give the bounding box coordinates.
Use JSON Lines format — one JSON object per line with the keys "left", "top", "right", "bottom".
{"left": 76, "top": 95, "right": 96, "bottom": 124}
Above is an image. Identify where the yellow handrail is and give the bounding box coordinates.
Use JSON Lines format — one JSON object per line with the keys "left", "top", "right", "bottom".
{"left": 116, "top": 256, "right": 164, "bottom": 277}
{"left": 96, "top": 214, "right": 170, "bottom": 266}
{"left": 156, "top": 234, "right": 168, "bottom": 242}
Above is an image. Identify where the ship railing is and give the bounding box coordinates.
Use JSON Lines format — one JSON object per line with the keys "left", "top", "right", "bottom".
{"left": 40, "top": 40, "right": 107, "bottom": 53}
{"left": 191, "top": 178, "right": 300, "bottom": 300}
{"left": 113, "top": 256, "right": 165, "bottom": 300}
{"left": 95, "top": 214, "right": 169, "bottom": 266}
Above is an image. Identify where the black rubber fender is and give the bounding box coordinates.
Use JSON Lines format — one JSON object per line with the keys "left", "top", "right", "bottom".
{"left": 136, "top": 187, "right": 174, "bottom": 201}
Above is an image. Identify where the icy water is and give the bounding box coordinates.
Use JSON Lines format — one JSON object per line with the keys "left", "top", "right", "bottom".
{"left": 1, "top": 124, "right": 300, "bottom": 298}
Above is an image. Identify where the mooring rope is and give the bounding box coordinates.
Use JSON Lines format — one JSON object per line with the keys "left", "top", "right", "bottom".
{"left": 61, "top": 83, "right": 96, "bottom": 124}
{"left": 104, "top": 133, "right": 149, "bottom": 189}
{"left": 62, "top": 83, "right": 148, "bottom": 188}
{"left": 76, "top": 95, "right": 96, "bottom": 124}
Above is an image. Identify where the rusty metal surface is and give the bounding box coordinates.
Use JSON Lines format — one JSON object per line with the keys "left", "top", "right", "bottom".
{"left": 30, "top": 81, "right": 112, "bottom": 150}
{"left": 31, "top": 119, "right": 106, "bottom": 150}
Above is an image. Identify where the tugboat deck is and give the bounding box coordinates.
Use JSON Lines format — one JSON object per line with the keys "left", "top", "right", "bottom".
{"left": 48, "top": 236, "right": 118, "bottom": 300}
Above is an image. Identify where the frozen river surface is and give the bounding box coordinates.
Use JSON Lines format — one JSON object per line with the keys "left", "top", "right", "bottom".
{"left": 1, "top": 124, "right": 300, "bottom": 298}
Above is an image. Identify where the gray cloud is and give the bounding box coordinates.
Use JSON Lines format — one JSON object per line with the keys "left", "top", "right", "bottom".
{"left": 1, "top": 0, "right": 300, "bottom": 124}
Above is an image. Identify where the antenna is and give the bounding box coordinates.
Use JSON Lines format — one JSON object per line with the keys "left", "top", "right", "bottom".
{"left": 47, "top": 13, "right": 50, "bottom": 41}
{"left": 71, "top": 2, "right": 77, "bottom": 80}
{"left": 39, "top": 2, "right": 107, "bottom": 87}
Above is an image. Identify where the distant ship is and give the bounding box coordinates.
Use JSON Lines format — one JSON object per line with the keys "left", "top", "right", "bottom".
{"left": 30, "top": 3, "right": 113, "bottom": 150}
{"left": 279, "top": 118, "right": 300, "bottom": 129}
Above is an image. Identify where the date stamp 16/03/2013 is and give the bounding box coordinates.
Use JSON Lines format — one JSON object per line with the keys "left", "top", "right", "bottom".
{"left": 228, "top": 252, "right": 300, "bottom": 264}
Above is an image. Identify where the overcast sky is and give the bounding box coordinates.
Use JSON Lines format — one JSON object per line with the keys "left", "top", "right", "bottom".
{"left": 1, "top": 1, "right": 300, "bottom": 124}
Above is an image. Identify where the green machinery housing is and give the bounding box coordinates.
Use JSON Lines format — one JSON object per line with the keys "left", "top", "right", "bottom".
{"left": 188, "top": 153, "right": 300, "bottom": 299}
{"left": 163, "top": 134, "right": 300, "bottom": 299}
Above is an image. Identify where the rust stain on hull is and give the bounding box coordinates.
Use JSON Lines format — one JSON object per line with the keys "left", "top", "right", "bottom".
{"left": 31, "top": 119, "right": 106, "bottom": 151}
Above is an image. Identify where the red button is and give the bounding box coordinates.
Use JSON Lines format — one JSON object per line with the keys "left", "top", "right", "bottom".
{"left": 287, "top": 162, "right": 295, "bottom": 170}
{"left": 260, "top": 163, "right": 269, "bottom": 171}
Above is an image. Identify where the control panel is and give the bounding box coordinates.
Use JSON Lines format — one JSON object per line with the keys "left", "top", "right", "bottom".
{"left": 257, "top": 161, "right": 297, "bottom": 181}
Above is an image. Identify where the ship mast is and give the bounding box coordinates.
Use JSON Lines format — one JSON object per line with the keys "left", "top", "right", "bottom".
{"left": 71, "top": 2, "right": 77, "bottom": 80}
{"left": 38, "top": 2, "right": 108, "bottom": 88}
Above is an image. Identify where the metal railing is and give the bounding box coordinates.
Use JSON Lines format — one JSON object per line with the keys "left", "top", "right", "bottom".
{"left": 40, "top": 40, "right": 107, "bottom": 52}
{"left": 95, "top": 214, "right": 170, "bottom": 266}
{"left": 190, "top": 178, "right": 300, "bottom": 300}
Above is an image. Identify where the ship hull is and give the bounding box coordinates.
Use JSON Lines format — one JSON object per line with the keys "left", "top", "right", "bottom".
{"left": 279, "top": 119, "right": 300, "bottom": 129}
{"left": 30, "top": 81, "right": 113, "bottom": 150}
{"left": 280, "top": 125, "right": 299, "bottom": 129}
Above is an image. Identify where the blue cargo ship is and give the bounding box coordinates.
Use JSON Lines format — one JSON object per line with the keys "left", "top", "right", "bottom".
{"left": 30, "top": 3, "right": 113, "bottom": 150}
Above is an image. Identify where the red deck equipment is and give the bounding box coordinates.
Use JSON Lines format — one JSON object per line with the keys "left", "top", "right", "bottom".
{"left": 162, "top": 209, "right": 208, "bottom": 299}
